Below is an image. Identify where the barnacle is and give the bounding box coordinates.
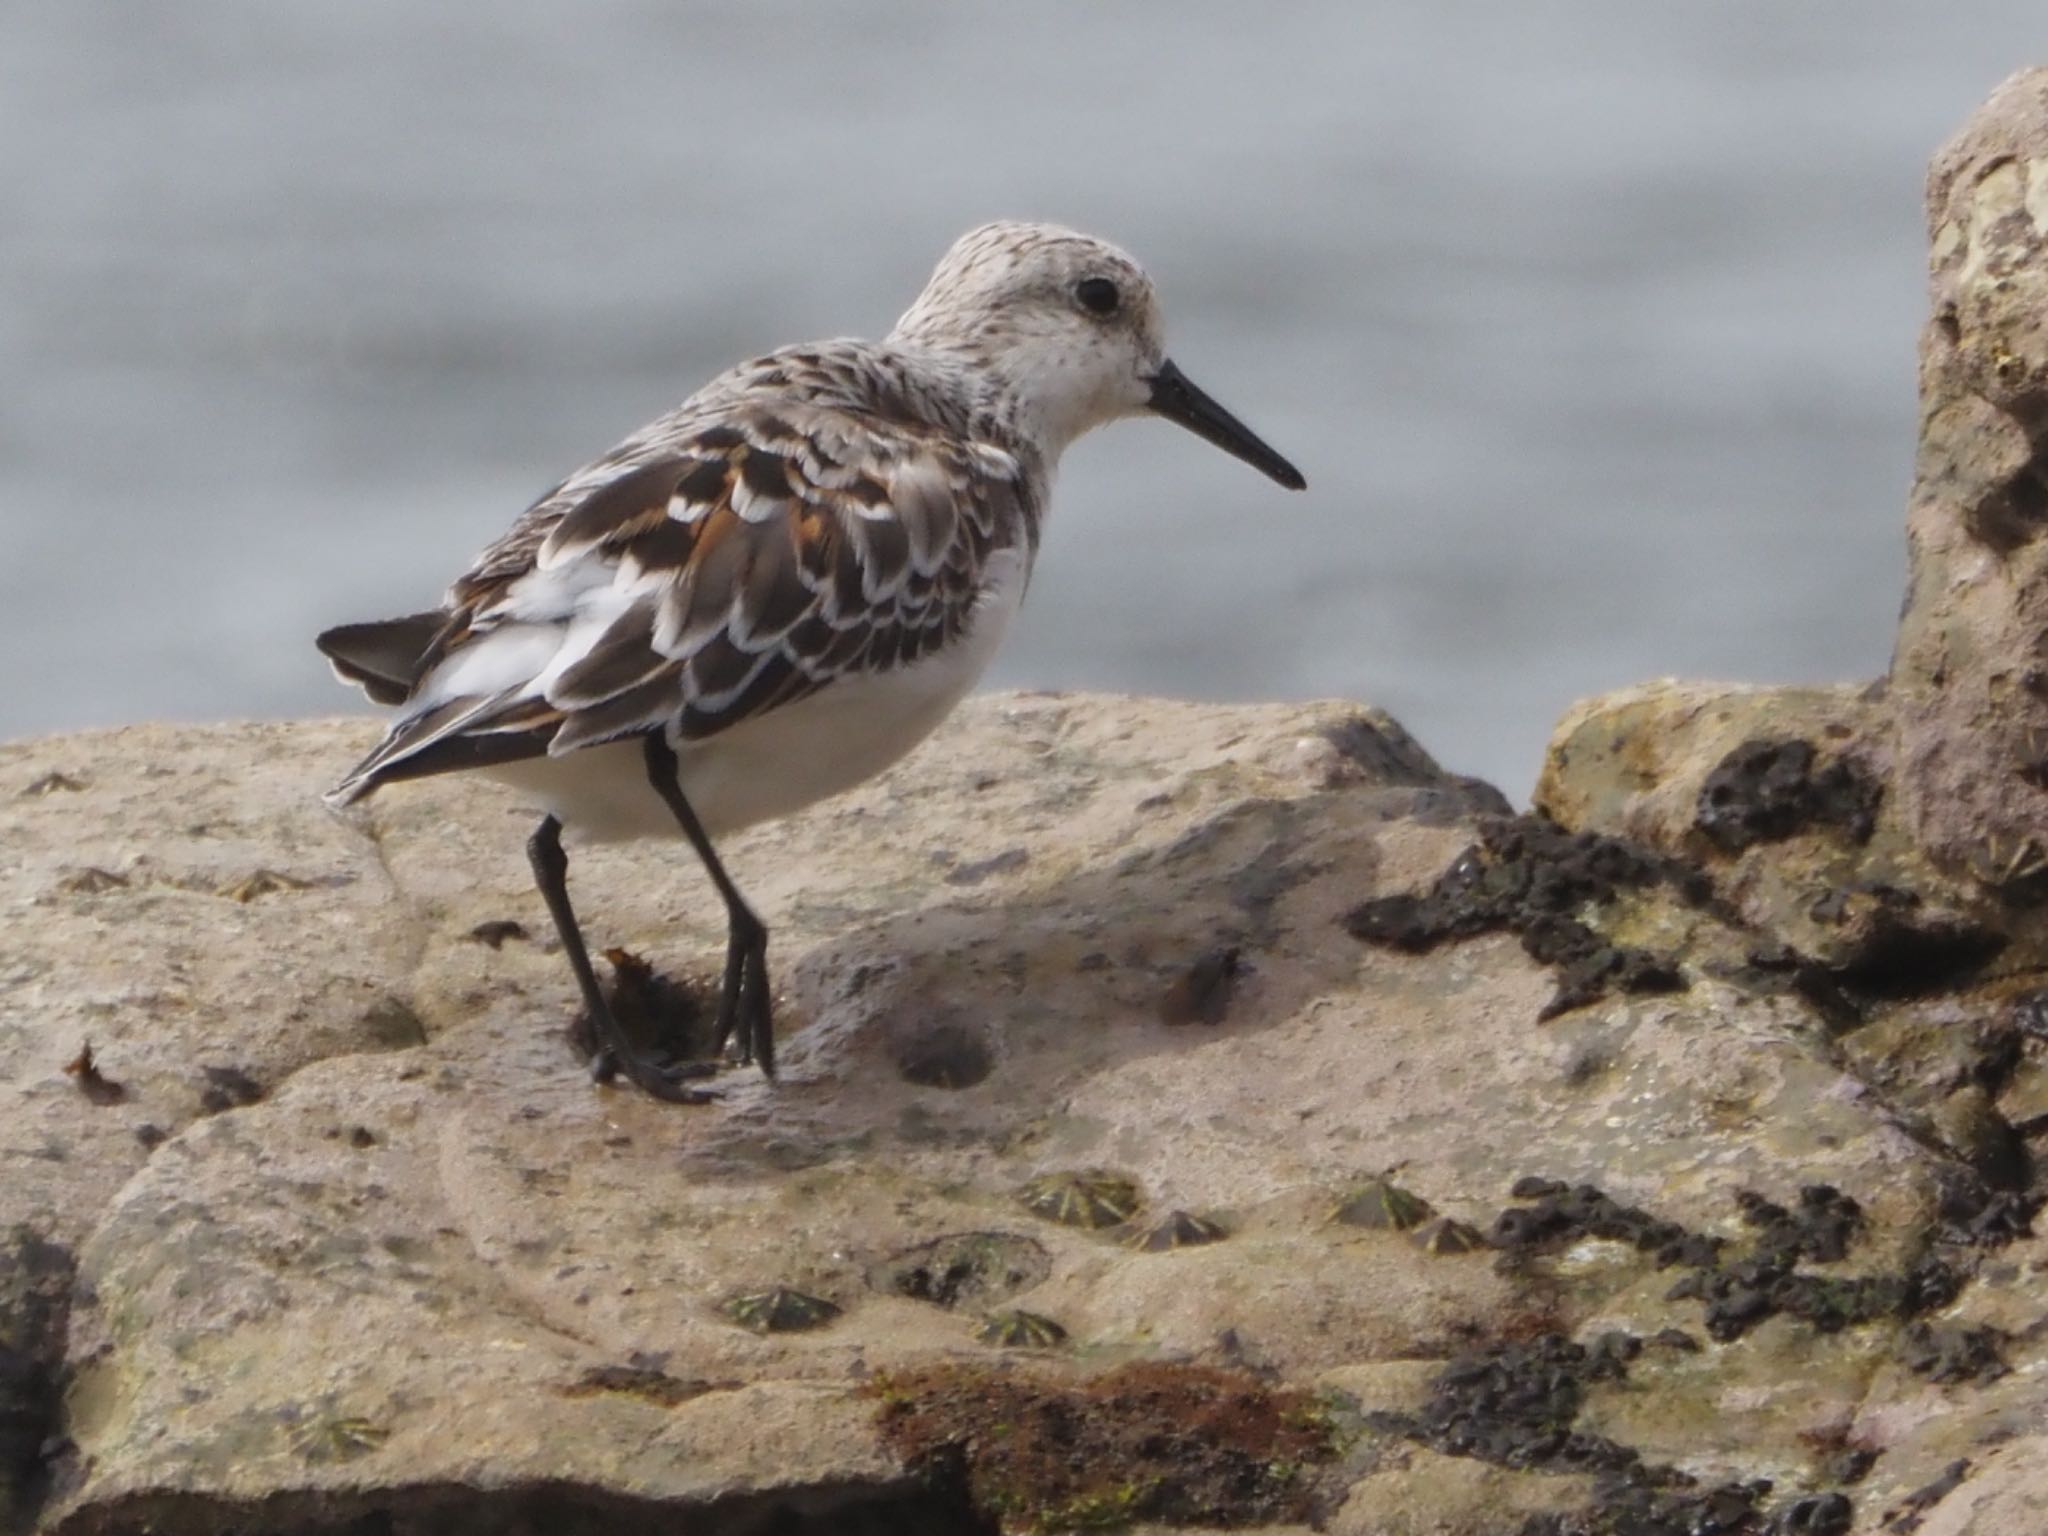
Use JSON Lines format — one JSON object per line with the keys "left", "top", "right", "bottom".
{"left": 977, "top": 1310, "right": 1069, "bottom": 1348}
{"left": 1018, "top": 1170, "right": 1142, "bottom": 1230}
{"left": 720, "top": 1287, "right": 841, "bottom": 1334}
{"left": 1132, "top": 1209, "right": 1228, "bottom": 1252}
{"left": 1329, "top": 1177, "right": 1434, "bottom": 1232}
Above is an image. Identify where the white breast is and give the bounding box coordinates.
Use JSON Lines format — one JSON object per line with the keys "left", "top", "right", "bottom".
{"left": 483, "top": 546, "right": 1030, "bottom": 843}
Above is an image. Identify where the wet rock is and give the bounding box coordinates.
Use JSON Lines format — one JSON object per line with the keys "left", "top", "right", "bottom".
{"left": 1493, "top": 1180, "right": 1962, "bottom": 1345}
{"left": 1775, "top": 1492, "right": 1856, "bottom": 1535}
{"left": 1520, "top": 1480, "right": 1850, "bottom": 1536}
{"left": 1533, "top": 681, "right": 2006, "bottom": 998}
{"left": 1667, "top": 1256, "right": 1962, "bottom": 1344}
{"left": 1820, "top": 1447, "right": 1879, "bottom": 1487}
{"left": 1823, "top": 912, "right": 2007, "bottom": 1003}
{"left": 2013, "top": 986, "right": 2048, "bottom": 1042}
{"left": 1379, "top": 1330, "right": 1862, "bottom": 1536}
{"left": 1485, "top": 70, "right": 2048, "bottom": 1536}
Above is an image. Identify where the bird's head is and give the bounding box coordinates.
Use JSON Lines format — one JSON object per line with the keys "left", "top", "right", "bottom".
{"left": 892, "top": 220, "right": 1304, "bottom": 489}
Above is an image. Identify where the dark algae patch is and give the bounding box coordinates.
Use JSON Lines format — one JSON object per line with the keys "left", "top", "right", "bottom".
{"left": 1933, "top": 1172, "right": 2039, "bottom": 1246}
{"left": 1694, "top": 738, "right": 1882, "bottom": 853}
{"left": 574, "top": 948, "right": 717, "bottom": 1068}
{"left": 1493, "top": 1179, "right": 1961, "bottom": 1344}
{"left": 1896, "top": 1322, "right": 2009, "bottom": 1384}
{"left": 872, "top": 1361, "right": 1337, "bottom": 1531}
{"left": 1366, "top": 1331, "right": 1643, "bottom": 1474}
{"left": 1665, "top": 1255, "right": 1960, "bottom": 1344}
{"left": 1731, "top": 1186, "right": 1864, "bottom": 1264}
{"left": 1344, "top": 802, "right": 2007, "bottom": 1033}
{"left": 1490, "top": 1178, "right": 1724, "bottom": 1270}
{"left": 1368, "top": 1330, "right": 1854, "bottom": 1536}
{"left": 1343, "top": 815, "right": 1702, "bottom": 1019}
{"left": 1523, "top": 1482, "right": 1851, "bottom": 1536}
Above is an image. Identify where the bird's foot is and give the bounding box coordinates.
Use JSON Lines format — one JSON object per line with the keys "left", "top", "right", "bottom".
{"left": 712, "top": 927, "right": 776, "bottom": 1078}
{"left": 572, "top": 948, "right": 722, "bottom": 1104}
{"left": 587, "top": 1038, "right": 720, "bottom": 1105}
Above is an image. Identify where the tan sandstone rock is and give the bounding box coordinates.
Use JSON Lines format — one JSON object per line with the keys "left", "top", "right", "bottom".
{"left": 1892, "top": 66, "right": 2048, "bottom": 894}
{"left": 1, "top": 688, "right": 2039, "bottom": 1536}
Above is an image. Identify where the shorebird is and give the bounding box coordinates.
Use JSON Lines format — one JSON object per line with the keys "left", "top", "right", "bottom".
{"left": 318, "top": 221, "right": 1305, "bottom": 1101}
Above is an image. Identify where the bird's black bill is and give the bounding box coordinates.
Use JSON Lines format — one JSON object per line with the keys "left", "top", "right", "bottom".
{"left": 1146, "top": 358, "right": 1306, "bottom": 490}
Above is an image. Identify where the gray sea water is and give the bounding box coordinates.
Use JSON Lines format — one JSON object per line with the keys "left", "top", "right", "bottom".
{"left": 3, "top": 5, "right": 2041, "bottom": 799}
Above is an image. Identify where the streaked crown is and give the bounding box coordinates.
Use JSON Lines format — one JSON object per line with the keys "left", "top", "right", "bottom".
{"left": 890, "top": 221, "right": 1166, "bottom": 454}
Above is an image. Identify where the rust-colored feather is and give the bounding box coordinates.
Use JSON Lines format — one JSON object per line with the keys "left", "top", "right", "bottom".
{"left": 329, "top": 374, "right": 1044, "bottom": 796}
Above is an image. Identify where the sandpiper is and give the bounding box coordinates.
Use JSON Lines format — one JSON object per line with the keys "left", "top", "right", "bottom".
{"left": 319, "top": 221, "right": 1305, "bottom": 1101}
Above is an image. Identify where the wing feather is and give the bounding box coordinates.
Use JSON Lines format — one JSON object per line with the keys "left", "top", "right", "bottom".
{"left": 328, "top": 378, "right": 1039, "bottom": 801}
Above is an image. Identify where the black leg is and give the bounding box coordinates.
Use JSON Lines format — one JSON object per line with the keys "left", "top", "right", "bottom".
{"left": 642, "top": 734, "right": 775, "bottom": 1078}
{"left": 525, "top": 813, "right": 717, "bottom": 1103}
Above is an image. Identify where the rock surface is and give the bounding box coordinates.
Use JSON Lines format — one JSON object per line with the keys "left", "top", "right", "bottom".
{"left": 1893, "top": 67, "right": 2048, "bottom": 894}
{"left": 8, "top": 62, "right": 2048, "bottom": 1536}
{"left": 1, "top": 685, "right": 2040, "bottom": 1536}
{"left": 1521, "top": 66, "right": 2048, "bottom": 1536}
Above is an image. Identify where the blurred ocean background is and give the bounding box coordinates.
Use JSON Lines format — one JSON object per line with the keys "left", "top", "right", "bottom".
{"left": 4, "top": 5, "right": 2043, "bottom": 799}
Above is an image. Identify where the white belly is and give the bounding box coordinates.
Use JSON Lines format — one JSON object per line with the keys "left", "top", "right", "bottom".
{"left": 483, "top": 549, "right": 1026, "bottom": 844}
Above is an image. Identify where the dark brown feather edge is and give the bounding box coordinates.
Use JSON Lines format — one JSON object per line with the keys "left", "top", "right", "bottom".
{"left": 324, "top": 383, "right": 1041, "bottom": 803}
{"left": 316, "top": 612, "right": 451, "bottom": 707}
{"left": 342, "top": 724, "right": 555, "bottom": 790}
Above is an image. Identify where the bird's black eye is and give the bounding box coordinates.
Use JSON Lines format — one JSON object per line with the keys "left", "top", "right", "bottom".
{"left": 1075, "top": 277, "right": 1120, "bottom": 317}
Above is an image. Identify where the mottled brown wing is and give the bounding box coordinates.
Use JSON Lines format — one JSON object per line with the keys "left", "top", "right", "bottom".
{"left": 444, "top": 400, "right": 1036, "bottom": 756}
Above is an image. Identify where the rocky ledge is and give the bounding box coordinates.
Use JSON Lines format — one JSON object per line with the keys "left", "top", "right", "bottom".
{"left": 10, "top": 66, "right": 2048, "bottom": 1536}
